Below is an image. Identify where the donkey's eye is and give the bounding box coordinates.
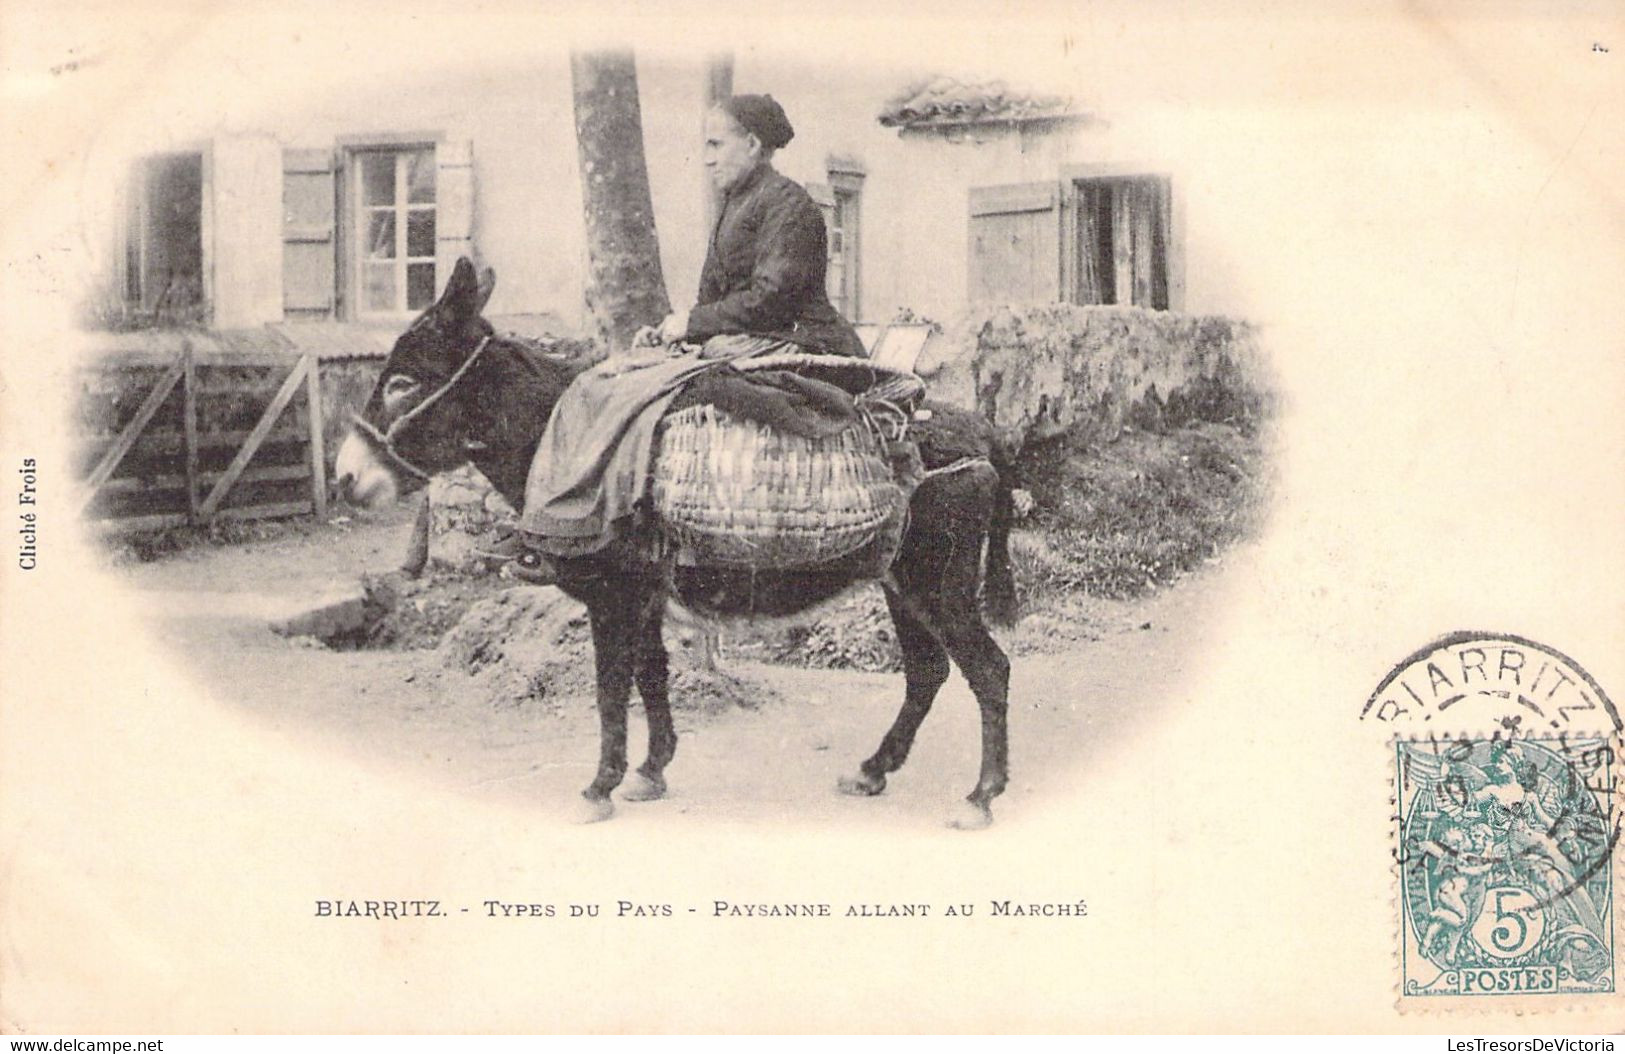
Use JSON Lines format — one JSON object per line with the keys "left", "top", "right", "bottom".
{"left": 384, "top": 374, "right": 421, "bottom": 398}
{"left": 381, "top": 374, "right": 422, "bottom": 416}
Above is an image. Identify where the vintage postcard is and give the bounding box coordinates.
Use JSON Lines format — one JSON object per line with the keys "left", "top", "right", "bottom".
{"left": 1, "top": 0, "right": 1622, "bottom": 1035}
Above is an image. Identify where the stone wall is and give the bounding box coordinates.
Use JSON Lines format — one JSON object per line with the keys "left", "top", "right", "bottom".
{"left": 426, "top": 466, "right": 517, "bottom": 572}
{"left": 913, "top": 305, "right": 1272, "bottom": 447}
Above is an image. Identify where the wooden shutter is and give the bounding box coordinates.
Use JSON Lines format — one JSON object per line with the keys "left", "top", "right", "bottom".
{"left": 435, "top": 139, "right": 475, "bottom": 283}
{"left": 1145, "top": 177, "right": 1172, "bottom": 310}
{"left": 115, "top": 166, "right": 139, "bottom": 308}
{"left": 968, "top": 182, "right": 1061, "bottom": 306}
{"left": 282, "top": 148, "right": 336, "bottom": 319}
{"left": 806, "top": 182, "right": 841, "bottom": 307}
{"left": 807, "top": 181, "right": 835, "bottom": 225}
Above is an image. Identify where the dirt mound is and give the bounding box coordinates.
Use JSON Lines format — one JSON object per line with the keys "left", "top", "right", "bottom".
{"left": 434, "top": 585, "right": 781, "bottom": 712}
{"left": 435, "top": 586, "right": 590, "bottom": 706}
{"left": 347, "top": 571, "right": 511, "bottom": 650}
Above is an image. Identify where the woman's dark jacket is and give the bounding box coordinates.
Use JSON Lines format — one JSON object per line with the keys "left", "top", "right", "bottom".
{"left": 684, "top": 163, "right": 865, "bottom": 357}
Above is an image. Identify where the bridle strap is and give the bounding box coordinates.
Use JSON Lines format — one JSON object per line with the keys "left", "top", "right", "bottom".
{"left": 349, "top": 415, "right": 432, "bottom": 483}
{"left": 385, "top": 334, "right": 493, "bottom": 444}
{"left": 352, "top": 334, "right": 494, "bottom": 482}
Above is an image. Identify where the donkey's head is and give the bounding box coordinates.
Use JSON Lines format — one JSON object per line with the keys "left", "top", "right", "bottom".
{"left": 334, "top": 258, "right": 496, "bottom": 509}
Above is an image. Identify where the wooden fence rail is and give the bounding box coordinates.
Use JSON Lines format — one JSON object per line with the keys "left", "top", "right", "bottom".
{"left": 76, "top": 345, "right": 330, "bottom": 531}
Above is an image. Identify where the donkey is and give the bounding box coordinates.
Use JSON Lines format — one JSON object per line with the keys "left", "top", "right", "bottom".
{"left": 334, "top": 259, "right": 1017, "bottom": 828}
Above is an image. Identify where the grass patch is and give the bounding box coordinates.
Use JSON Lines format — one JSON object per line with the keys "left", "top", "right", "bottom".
{"left": 1017, "top": 420, "right": 1272, "bottom": 602}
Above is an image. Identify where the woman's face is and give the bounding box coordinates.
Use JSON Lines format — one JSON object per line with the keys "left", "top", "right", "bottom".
{"left": 704, "top": 108, "right": 761, "bottom": 193}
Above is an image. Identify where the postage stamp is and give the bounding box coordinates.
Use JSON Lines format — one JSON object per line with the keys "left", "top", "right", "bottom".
{"left": 1370, "top": 632, "right": 1621, "bottom": 1003}
{"left": 1394, "top": 734, "right": 1617, "bottom": 998}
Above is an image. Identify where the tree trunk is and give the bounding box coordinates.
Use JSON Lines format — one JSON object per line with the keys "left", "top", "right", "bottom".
{"left": 702, "top": 52, "right": 734, "bottom": 232}
{"left": 571, "top": 49, "right": 672, "bottom": 354}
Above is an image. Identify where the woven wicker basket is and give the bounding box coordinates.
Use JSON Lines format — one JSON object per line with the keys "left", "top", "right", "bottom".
{"left": 651, "top": 402, "right": 907, "bottom": 569}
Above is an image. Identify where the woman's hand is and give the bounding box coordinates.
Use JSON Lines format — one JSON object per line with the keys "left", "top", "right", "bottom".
{"left": 656, "top": 310, "right": 691, "bottom": 345}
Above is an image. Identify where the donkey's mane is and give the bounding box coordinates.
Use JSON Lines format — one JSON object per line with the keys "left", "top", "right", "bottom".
{"left": 495, "top": 331, "right": 599, "bottom": 385}
{"left": 454, "top": 330, "right": 595, "bottom": 507}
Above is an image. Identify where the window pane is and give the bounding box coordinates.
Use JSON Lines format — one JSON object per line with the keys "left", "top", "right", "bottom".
{"left": 406, "top": 263, "right": 437, "bottom": 310}
{"left": 406, "top": 208, "right": 436, "bottom": 258}
{"left": 362, "top": 154, "right": 395, "bottom": 206}
{"left": 405, "top": 150, "right": 435, "bottom": 204}
{"left": 363, "top": 263, "right": 397, "bottom": 312}
{"left": 366, "top": 211, "right": 396, "bottom": 259}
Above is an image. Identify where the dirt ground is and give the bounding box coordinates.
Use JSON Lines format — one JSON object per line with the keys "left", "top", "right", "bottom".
{"left": 109, "top": 504, "right": 1251, "bottom": 830}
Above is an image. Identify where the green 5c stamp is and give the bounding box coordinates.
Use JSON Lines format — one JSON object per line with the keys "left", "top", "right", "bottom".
{"left": 1396, "top": 735, "right": 1616, "bottom": 997}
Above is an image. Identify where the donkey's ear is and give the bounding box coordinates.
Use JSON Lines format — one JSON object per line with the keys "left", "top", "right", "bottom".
{"left": 474, "top": 267, "right": 497, "bottom": 315}
{"left": 438, "top": 257, "right": 482, "bottom": 320}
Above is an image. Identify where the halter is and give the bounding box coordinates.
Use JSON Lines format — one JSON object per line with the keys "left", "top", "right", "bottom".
{"left": 350, "top": 334, "right": 494, "bottom": 483}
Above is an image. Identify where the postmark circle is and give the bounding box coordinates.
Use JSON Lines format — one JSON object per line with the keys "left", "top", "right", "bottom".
{"left": 1362, "top": 631, "right": 1620, "bottom": 735}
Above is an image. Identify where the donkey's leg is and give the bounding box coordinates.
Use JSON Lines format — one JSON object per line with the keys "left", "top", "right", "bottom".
{"left": 623, "top": 603, "right": 675, "bottom": 802}
{"left": 838, "top": 586, "right": 950, "bottom": 798}
{"left": 891, "top": 461, "right": 1011, "bottom": 829}
{"left": 399, "top": 493, "right": 431, "bottom": 577}
{"left": 576, "top": 579, "right": 652, "bottom": 823}
{"left": 934, "top": 549, "right": 1011, "bottom": 831}
{"left": 937, "top": 614, "right": 1010, "bottom": 829}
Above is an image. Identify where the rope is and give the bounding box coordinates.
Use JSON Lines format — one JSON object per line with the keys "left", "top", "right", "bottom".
{"left": 384, "top": 335, "right": 493, "bottom": 445}
{"left": 922, "top": 456, "right": 992, "bottom": 481}
{"left": 351, "top": 335, "right": 494, "bottom": 482}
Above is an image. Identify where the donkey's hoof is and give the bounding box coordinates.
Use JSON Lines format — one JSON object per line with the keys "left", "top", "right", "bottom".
{"left": 620, "top": 772, "right": 667, "bottom": 802}
{"left": 945, "top": 800, "right": 994, "bottom": 831}
{"left": 837, "top": 772, "right": 886, "bottom": 797}
{"left": 571, "top": 795, "right": 615, "bottom": 825}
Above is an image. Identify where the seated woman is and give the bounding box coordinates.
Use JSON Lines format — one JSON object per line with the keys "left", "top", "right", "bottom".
{"left": 646, "top": 92, "right": 865, "bottom": 359}
{"left": 510, "top": 93, "right": 862, "bottom": 577}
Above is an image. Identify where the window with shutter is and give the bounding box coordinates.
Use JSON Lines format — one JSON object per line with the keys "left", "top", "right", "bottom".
{"left": 968, "top": 173, "right": 1180, "bottom": 311}
{"left": 123, "top": 152, "right": 207, "bottom": 325}
{"left": 809, "top": 173, "right": 864, "bottom": 323}
{"left": 282, "top": 148, "right": 337, "bottom": 320}
{"left": 353, "top": 146, "right": 438, "bottom": 315}
{"left": 829, "top": 166, "right": 863, "bottom": 323}
{"left": 333, "top": 139, "right": 474, "bottom": 320}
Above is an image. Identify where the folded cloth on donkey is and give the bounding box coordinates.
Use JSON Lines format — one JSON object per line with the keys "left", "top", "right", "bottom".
{"left": 520, "top": 353, "right": 724, "bottom": 556}
{"left": 519, "top": 351, "right": 864, "bottom": 558}
{"left": 667, "top": 367, "right": 857, "bottom": 440}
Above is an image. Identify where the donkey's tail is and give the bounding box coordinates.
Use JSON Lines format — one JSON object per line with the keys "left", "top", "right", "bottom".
{"left": 981, "top": 433, "right": 1021, "bottom": 626}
